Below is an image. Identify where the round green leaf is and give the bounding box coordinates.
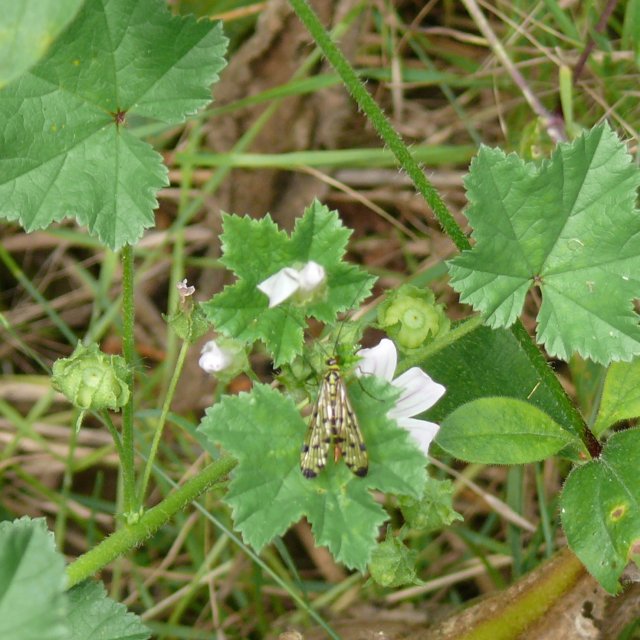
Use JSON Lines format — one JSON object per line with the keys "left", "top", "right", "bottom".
{"left": 0, "top": 0, "right": 84, "bottom": 87}
{"left": 561, "top": 429, "right": 640, "bottom": 594}
{"left": 448, "top": 124, "right": 640, "bottom": 364}
{"left": 437, "top": 397, "right": 581, "bottom": 463}
{"left": 0, "top": 0, "right": 228, "bottom": 249}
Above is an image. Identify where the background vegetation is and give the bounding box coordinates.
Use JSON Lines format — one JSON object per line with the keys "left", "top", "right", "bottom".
{"left": 1, "top": 0, "right": 639, "bottom": 638}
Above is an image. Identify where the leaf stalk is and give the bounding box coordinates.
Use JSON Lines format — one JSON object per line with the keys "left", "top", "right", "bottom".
{"left": 138, "top": 339, "right": 191, "bottom": 503}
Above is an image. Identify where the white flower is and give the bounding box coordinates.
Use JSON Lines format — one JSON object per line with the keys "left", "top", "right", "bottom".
{"left": 199, "top": 340, "right": 234, "bottom": 374}
{"left": 257, "top": 261, "right": 326, "bottom": 308}
{"left": 356, "top": 338, "right": 445, "bottom": 455}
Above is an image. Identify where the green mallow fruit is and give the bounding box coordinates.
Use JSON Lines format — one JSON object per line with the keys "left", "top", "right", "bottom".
{"left": 52, "top": 343, "right": 129, "bottom": 412}
{"left": 377, "top": 285, "right": 449, "bottom": 350}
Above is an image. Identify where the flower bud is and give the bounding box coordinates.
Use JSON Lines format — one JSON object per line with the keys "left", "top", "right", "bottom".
{"left": 199, "top": 338, "right": 247, "bottom": 381}
{"left": 176, "top": 278, "right": 195, "bottom": 301}
{"left": 377, "top": 285, "right": 449, "bottom": 350}
{"left": 52, "top": 343, "right": 129, "bottom": 412}
{"left": 369, "top": 528, "right": 419, "bottom": 588}
{"left": 166, "top": 304, "right": 209, "bottom": 343}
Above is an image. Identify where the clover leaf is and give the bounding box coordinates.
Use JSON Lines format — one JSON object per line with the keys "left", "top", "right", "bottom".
{"left": 561, "top": 428, "right": 640, "bottom": 594}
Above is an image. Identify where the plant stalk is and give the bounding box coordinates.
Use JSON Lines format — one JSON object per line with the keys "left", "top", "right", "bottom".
{"left": 288, "top": 0, "right": 470, "bottom": 253}
{"left": 138, "top": 339, "right": 191, "bottom": 504}
{"left": 288, "top": 0, "right": 593, "bottom": 453}
{"left": 65, "top": 455, "right": 237, "bottom": 588}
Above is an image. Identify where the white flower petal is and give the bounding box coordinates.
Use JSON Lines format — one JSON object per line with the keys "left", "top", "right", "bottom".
{"left": 397, "top": 417, "right": 440, "bottom": 455}
{"left": 389, "top": 368, "right": 446, "bottom": 419}
{"left": 257, "top": 267, "right": 301, "bottom": 307}
{"left": 355, "top": 338, "right": 445, "bottom": 456}
{"left": 297, "top": 261, "right": 325, "bottom": 292}
{"left": 199, "top": 340, "right": 233, "bottom": 373}
{"left": 356, "top": 338, "right": 397, "bottom": 381}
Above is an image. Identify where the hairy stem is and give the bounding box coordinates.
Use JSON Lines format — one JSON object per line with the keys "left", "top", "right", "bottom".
{"left": 288, "top": 0, "right": 593, "bottom": 455}
{"left": 288, "top": 0, "right": 470, "bottom": 253}
{"left": 509, "top": 322, "right": 594, "bottom": 447}
{"left": 65, "top": 455, "right": 237, "bottom": 588}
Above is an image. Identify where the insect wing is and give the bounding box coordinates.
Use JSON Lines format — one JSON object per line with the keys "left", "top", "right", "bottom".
{"left": 300, "top": 375, "right": 332, "bottom": 478}
{"left": 334, "top": 377, "right": 368, "bottom": 477}
{"left": 300, "top": 365, "right": 368, "bottom": 479}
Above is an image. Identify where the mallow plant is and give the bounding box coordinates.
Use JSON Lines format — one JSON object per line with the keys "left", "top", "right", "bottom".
{"left": 1, "top": 0, "right": 639, "bottom": 638}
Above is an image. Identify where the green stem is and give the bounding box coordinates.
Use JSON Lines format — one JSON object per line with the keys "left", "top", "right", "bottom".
{"left": 287, "top": 0, "right": 593, "bottom": 451}
{"left": 288, "top": 0, "right": 470, "bottom": 253}
{"left": 101, "top": 410, "right": 125, "bottom": 462}
{"left": 65, "top": 455, "right": 237, "bottom": 588}
{"left": 138, "top": 339, "right": 190, "bottom": 504}
{"left": 509, "top": 321, "right": 591, "bottom": 446}
{"left": 120, "top": 245, "right": 138, "bottom": 516}
{"left": 396, "top": 315, "right": 484, "bottom": 374}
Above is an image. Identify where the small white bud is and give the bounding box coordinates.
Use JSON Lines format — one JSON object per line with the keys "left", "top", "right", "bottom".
{"left": 257, "top": 261, "right": 326, "bottom": 308}
{"left": 199, "top": 340, "right": 233, "bottom": 373}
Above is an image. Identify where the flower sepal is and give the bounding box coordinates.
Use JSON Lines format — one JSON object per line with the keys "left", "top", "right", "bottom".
{"left": 398, "top": 476, "right": 463, "bottom": 532}
{"left": 166, "top": 304, "right": 210, "bottom": 344}
{"left": 165, "top": 279, "right": 210, "bottom": 343}
{"left": 369, "top": 527, "right": 421, "bottom": 588}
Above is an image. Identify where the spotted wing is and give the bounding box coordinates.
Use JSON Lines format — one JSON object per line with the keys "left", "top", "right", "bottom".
{"left": 334, "top": 377, "right": 368, "bottom": 477}
{"left": 300, "top": 375, "right": 332, "bottom": 479}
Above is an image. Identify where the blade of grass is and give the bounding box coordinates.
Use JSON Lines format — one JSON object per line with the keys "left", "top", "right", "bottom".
{"left": 0, "top": 244, "right": 77, "bottom": 345}
{"left": 180, "top": 145, "right": 477, "bottom": 168}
